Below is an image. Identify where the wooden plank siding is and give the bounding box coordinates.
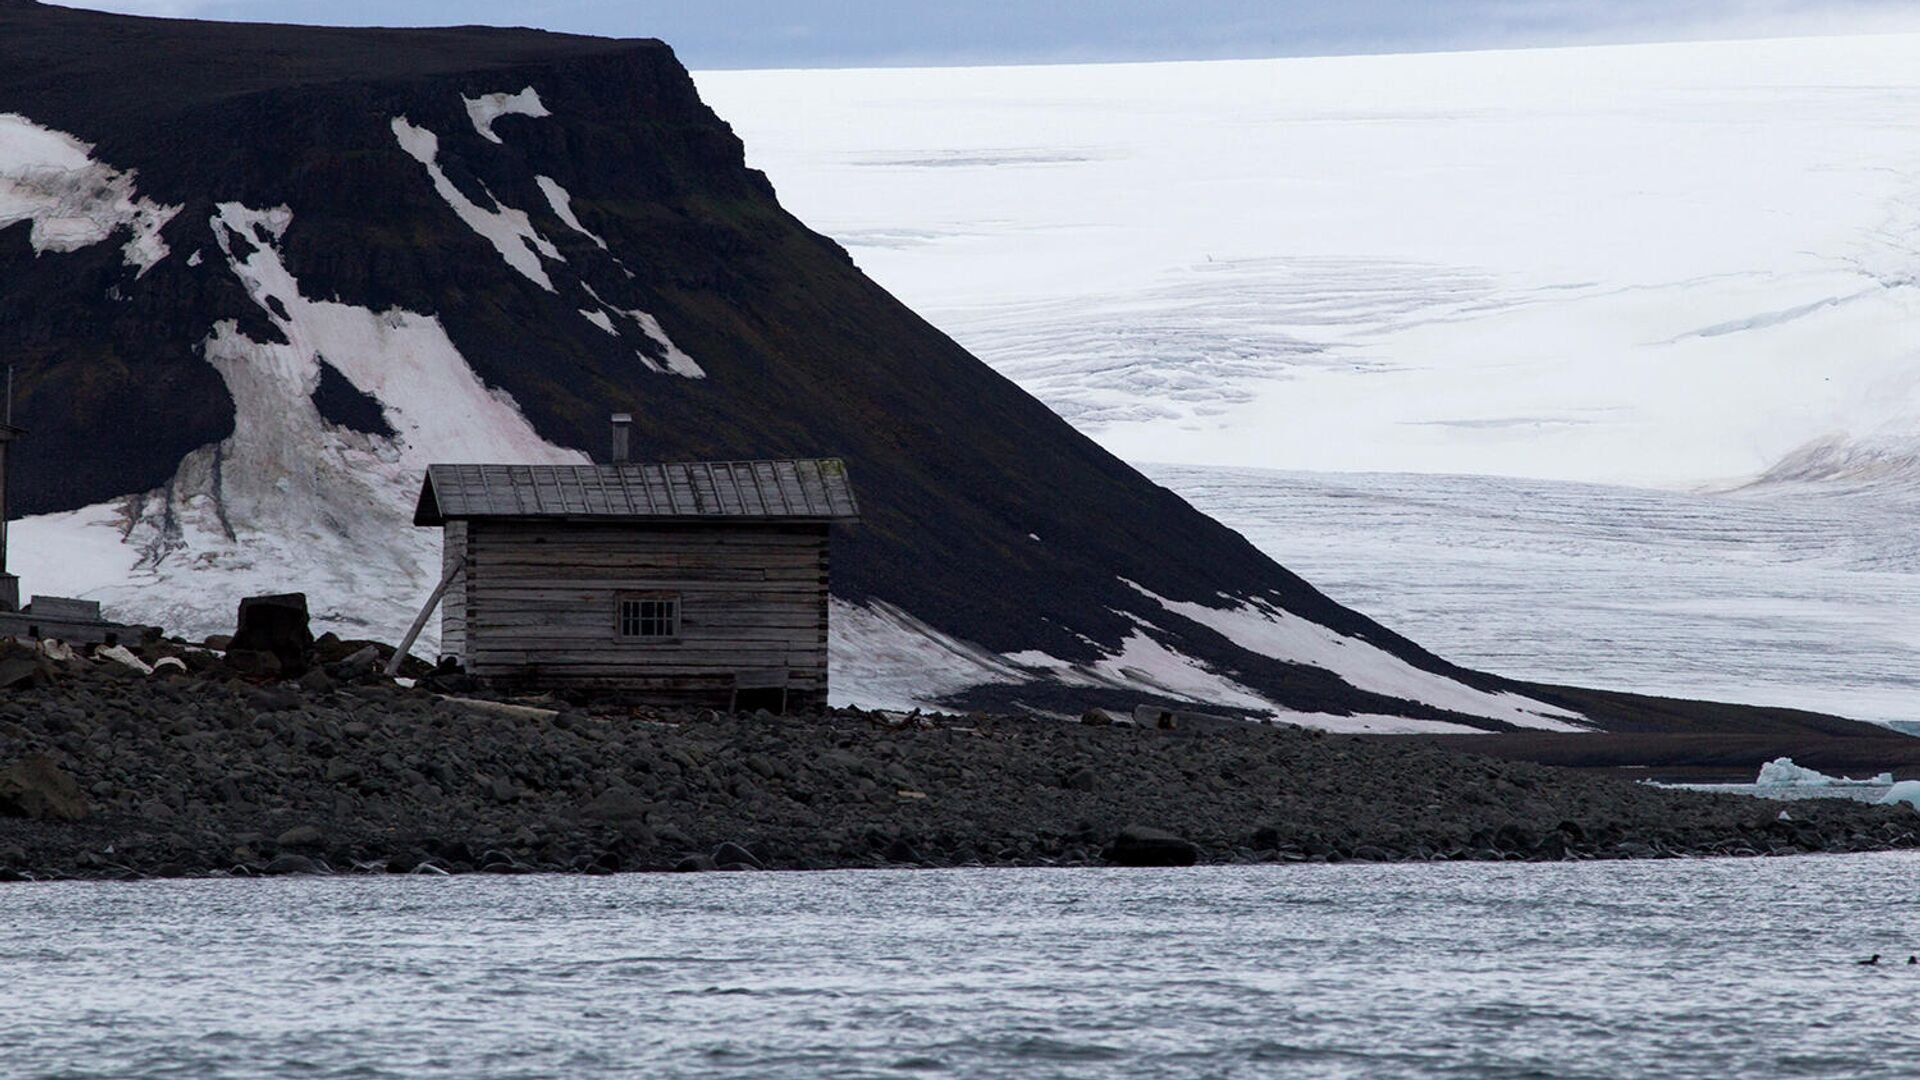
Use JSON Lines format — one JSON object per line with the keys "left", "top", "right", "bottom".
{"left": 453, "top": 520, "right": 832, "bottom": 707}
{"left": 439, "top": 520, "right": 468, "bottom": 661}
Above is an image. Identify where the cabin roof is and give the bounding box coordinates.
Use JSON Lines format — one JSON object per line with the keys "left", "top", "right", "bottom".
{"left": 413, "top": 459, "right": 860, "bottom": 526}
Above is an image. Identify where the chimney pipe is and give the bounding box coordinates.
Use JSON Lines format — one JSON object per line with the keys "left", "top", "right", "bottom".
{"left": 610, "top": 412, "right": 632, "bottom": 465}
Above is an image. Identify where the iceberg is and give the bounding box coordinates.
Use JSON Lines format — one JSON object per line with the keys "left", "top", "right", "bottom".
{"left": 1754, "top": 757, "right": 1893, "bottom": 788}
{"left": 1879, "top": 782, "right": 1920, "bottom": 809}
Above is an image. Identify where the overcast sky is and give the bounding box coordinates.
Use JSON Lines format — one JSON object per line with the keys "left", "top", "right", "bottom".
{"left": 57, "top": 0, "right": 1920, "bottom": 68}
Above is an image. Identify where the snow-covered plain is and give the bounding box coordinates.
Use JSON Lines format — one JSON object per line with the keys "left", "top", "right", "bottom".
{"left": 698, "top": 35, "right": 1920, "bottom": 723}
{"left": 697, "top": 36, "right": 1920, "bottom": 487}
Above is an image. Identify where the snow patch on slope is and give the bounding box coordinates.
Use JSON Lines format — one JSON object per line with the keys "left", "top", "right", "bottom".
{"left": 1125, "top": 580, "right": 1588, "bottom": 731}
{"left": 536, "top": 175, "right": 608, "bottom": 249}
{"left": 392, "top": 117, "right": 563, "bottom": 291}
{"left": 829, "top": 598, "right": 1033, "bottom": 711}
{"left": 579, "top": 281, "right": 706, "bottom": 378}
{"left": 829, "top": 593, "right": 1500, "bottom": 733}
{"left": 0, "top": 112, "right": 180, "bottom": 274}
{"left": 464, "top": 88, "right": 550, "bottom": 144}
{"left": 13, "top": 201, "right": 584, "bottom": 643}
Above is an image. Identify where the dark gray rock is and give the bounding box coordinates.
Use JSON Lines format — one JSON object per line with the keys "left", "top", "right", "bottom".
{"left": 263, "top": 853, "right": 325, "bottom": 875}
{"left": 712, "top": 841, "right": 763, "bottom": 870}
{"left": 1103, "top": 825, "right": 1199, "bottom": 868}
{"left": 229, "top": 594, "right": 314, "bottom": 677}
{"left": 275, "top": 824, "right": 325, "bottom": 848}
{"left": 0, "top": 755, "right": 89, "bottom": 821}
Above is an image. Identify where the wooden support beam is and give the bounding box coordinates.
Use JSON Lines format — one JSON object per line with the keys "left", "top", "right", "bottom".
{"left": 385, "top": 554, "right": 466, "bottom": 677}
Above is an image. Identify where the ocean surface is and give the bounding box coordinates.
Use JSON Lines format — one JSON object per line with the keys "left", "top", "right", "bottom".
{"left": 6, "top": 857, "right": 1920, "bottom": 1078}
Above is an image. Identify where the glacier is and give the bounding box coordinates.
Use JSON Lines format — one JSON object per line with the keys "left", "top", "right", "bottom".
{"left": 697, "top": 33, "right": 1920, "bottom": 724}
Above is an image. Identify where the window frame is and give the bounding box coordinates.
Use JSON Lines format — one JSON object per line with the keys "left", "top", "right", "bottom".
{"left": 616, "top": 593, "right": 681, "bottom": 644}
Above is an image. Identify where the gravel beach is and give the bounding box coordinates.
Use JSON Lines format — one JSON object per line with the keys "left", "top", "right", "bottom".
{"left": 4, "top": 641, "right": 1918, "bottom": 880}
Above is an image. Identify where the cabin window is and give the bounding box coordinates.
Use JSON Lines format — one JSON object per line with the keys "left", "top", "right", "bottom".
{"left": 618, "top": 595, "right": 679, "bottom": 640}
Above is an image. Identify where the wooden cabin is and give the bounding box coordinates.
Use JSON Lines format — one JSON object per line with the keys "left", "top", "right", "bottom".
{"left": 412, "top": 454, "right": 858, "bottom": 710}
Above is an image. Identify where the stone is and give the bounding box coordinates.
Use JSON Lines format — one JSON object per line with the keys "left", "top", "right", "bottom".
{"left": 95, "top": 645, "right": 153, "bottom": 675}
{"left": 276, "top": 824, "right": 325, "bottom": 848}
{"left": 712, "top": 841, "right": 763, "bottom": 870}
{"left": 1062, "top": 767, "right": 1097, "bottom": 793}
{"left": 223, "top": 649, "right": 282, "bottom": 678}
{"left": 324, "top": 759, "right": 362, "bottom": 784}
{"left": 1080, "top": 708, "right": 1115, "bottom": 726}
{"left": 262, "top": 853, "right": 325, "bottom": 875}
{"left": 0, "top": 657, "right": 40, "bottom": 691}
{"left": 582, "top": 788, "right": 650, "bottom": 823}
{"left": 229, "top": 594, "right": 314, "bottom": 677}
{"left": 0, "top": 755, "right": 89, "bottom": 821}
{"left": 1103, "top": 825, "right": 1199, "bottom": 868}
{"left": 334, "top": 645, "right": 381, "bottom": 673}
{"left": 298, "top": 668, "right": 335, "bottom": 693}
{"left": 673, "top": 854, "right": 715, "bottom": 872}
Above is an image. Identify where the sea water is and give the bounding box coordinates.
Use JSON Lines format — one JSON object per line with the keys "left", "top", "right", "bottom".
{"left": 5, "top": 856, "right": 1920, "bottom": 1078}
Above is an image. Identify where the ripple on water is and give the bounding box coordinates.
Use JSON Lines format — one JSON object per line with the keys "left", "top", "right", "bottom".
{"left": 2, "top": 859, "right": 1918, "bottom": 1078}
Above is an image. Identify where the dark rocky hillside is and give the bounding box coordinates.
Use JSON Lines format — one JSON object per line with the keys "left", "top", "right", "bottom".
{"left": 0, "top": 0, "right": 1880, "bottom": 736}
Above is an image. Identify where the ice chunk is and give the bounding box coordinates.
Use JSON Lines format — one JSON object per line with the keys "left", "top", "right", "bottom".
{"left": 463, "top": 88, "right": 550, "bottom": 144}
{"left": 1879, "top": 781, "right": 1920, "bottom": 809}
{"left": 1755, "top": 757, "right": 1892, "bottom": 787}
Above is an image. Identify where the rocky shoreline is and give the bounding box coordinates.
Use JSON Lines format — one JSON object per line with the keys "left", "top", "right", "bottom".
{"left": 4, "top": 638, "right": 1920, "bottom": 881}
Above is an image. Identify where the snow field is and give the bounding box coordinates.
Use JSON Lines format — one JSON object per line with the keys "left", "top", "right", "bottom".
{"left": 0, "top": 112, "right": 178, "bottom": 274}
{"left": 697, "top": 35, "right": 1920, "bottom": 487}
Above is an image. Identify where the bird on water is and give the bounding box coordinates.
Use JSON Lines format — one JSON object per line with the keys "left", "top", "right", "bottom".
{"left": 1858, "top": 955, "right": 1881, "bottom": 966}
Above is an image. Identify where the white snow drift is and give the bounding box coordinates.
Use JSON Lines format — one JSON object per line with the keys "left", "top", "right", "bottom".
{"left": 392, "top": 116, "right": 564, "bottom": 291}
{"left": 1126, "top": 581, "right": 1586, "bottom": 731}
{"left": 463, "top": 87, "right": 550, "bottom": 144}
{"left": 13, "top": 200, "right": 584, "bottom": 643}
{"left": 0, "top": 112, "right": 179, "bottom": 274}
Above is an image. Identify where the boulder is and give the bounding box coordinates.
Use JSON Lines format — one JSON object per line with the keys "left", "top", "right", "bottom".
{"left": 712, "top": 841, "right": 763, "bottom": 870}
{"left": 275, "top": 824, "right": 325, "bottom": 848}
{"left": 229, "top": 593, "right": 314, "bottom": 677}
{"left": 262, "top": 853, "right": 326, "bottom": 875}
{"left": 1103, "top": 825, "right": 1199, "bottom": 867}
{"left": 95, "top": 644, "right": 153, "bottom": 675}
{"left": 0, "top": 755, "right": 89, "bottom": 821}
{"left": 0, "top": 656, "right": 40, "bottom": 691}
{"left": 582, "top": 788, "right": 650, "bottom": 823}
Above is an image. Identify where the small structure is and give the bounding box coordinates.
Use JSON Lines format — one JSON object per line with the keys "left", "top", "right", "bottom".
{"left": 0, "top": 419, "right": 21, "bottom": 612}
{"left": 410, "top": 426, "right": 858, "bottom": 710}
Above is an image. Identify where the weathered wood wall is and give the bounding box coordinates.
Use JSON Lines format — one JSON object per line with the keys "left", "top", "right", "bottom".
{"left": 439, "top": 520, "right": 468, "bottom": 662}
{"left": 455, "top": 520, "right": 831, "bottom": 707}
